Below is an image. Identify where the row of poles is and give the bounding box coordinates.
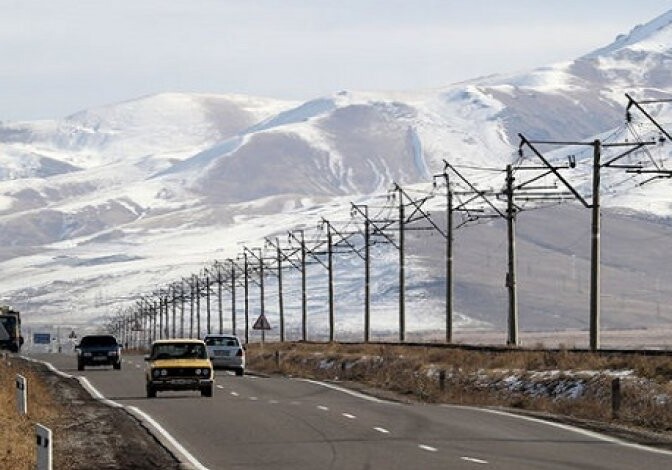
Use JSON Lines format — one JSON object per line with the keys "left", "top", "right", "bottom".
{"left": 107, "top": 93, "right": 671, "bottom": 351}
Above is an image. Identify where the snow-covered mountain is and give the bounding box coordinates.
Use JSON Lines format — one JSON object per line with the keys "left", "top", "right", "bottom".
{"left": 2, "top": 10, "right": 672, "bottom": 337}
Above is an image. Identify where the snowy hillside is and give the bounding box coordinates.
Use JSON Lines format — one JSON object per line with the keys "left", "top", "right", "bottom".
{"left": 1, "top": 10, "right": 672, "bottom": 337}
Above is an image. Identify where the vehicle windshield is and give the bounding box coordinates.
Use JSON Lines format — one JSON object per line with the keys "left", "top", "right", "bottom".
{"left": 79, "top": 335, "right": 118, "bottom": 347}
{"left": 204, "top": 337, "right": 239, "bottom": 347}
{"left": 152, "top": 343, "right": 208, "bottom": 360}
{"left": 0, "top": 316, "right": 16, "bottom": 329}
{"left": 0, "top": 316, "right": 16, "bottom": 336}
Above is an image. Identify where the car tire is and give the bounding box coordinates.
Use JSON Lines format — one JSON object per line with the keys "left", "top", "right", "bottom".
{"left": 113, "top": 361, "right": 121, "bottom": 370}
{"left": 146, "top": 385, "right": 156, "bottom": 398}
{"left": 201, "top": 384, "right": 213, "bottom": 397}
{"left": 235, "top": 368, "right": 244, "bottom": 376}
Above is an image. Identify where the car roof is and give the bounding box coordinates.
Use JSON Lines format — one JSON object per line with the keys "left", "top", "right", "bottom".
{"left": 203, "top": 334, "right": 239, "bottom": 338}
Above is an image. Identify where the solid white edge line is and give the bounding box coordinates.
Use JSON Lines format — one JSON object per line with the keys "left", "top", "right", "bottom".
{"left": 23, "top": 356, "right": 210, "bottom": 470}
{"left": 296, "top": 379, "right": 396, "bottom": 405}
{"left": 445, "top": 405, "right": 672, "bottom": 456}
{"left": 127, "top": 406, "right": 209, "bottom": 470}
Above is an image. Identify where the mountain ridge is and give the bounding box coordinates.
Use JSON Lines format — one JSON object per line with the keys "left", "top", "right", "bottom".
{"left": 1, "top": 11, "right": 671, "bottom": 333}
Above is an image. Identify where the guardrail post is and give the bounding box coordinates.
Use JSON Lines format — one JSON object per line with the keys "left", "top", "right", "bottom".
{"left": 274, "top": 350, "right": 280, "bottom": 368}
{"left": 16, "top": 374, "right": 27, "bottom": 415}
{"left": 611, "top": 378, "right": 621, "bottom": 419}
{"left": 438, "top": 370, "right": 446, "bottom": 392}
{"left": 36, "top": 424, "right": 53, "bottom": 470}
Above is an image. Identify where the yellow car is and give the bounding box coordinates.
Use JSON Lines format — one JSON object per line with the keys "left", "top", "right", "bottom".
{"left": 145, "top": 339, "right": 214, "bottom": 398}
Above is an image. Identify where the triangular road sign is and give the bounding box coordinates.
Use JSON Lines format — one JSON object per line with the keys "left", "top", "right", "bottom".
{"left": 252, "top": 314, "right": 271, "bottom": 330}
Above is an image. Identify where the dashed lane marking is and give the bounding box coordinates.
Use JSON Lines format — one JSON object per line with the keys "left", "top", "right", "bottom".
{"left": 230, "top": 392, "right": 239, "bottom": 396}
{"left": 342, "top": 413, "right": 356, "bottom": 419}
{"left": 419, "top": 445, "right": 438, "bottom": 452}
{"left": 461, "top": 456, "right": 489, "bottom": 464}
{"left": 317, "top": 405, "right": 329, "bottom": 411}
{"left": 249, "top": 397, "right": 258, "bottom": 401}
{"left": 373, "top": 427, "right": 390, "bottom": 434}
{"left": 269, "top": 400, "right": 279, "bottom": 404}
{"left": 216, "top": 385, "right": 224, "bottom": 389}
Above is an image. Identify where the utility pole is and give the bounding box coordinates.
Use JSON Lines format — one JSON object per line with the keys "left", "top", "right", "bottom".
{"left": 205, "top": 273, "right": 212, "bottom": 335}
{"left": 505, "top": 164, "right": 518, "bottom": 346}
{"left": 179, "top": 280, "right": 185, "bottom": 338}
{"left": 156, "top": 298, "right": 163, "bottom": 340}
{"left": 229, "top": 259, "right": 237, "bottom": 336}
{"left": 265, "top": 237, "right": 290, "bottom": 342}
{"left": 432, "top": 170, "right": 455, "bottom": 343}
{"left": 243, "top": 252, "right": 249, "bottom": 344}
{"left": 391, "top": 184, "right": 406, "bottom": 342}
{"left": 215, "top": 262, "right": 224, "bottom": 334}
{"left": 171, "top": 284, "right": 177, "bottom": 338}
{"left": 276, "top": 241, "right": 285, "bottom": 342}
{"left": 288, "top": 229, "right": 308, "bottom": 341}
{"left": 589, "top": 141, "right": 601, "bottom": 351}
{"left": 519, "top": 133, "right": 653, "bottom": 351}
{"left": 188, "top": 277, "right": 195, "bottom": 338}
{"left": 244, "top": 247, "right": 266, "bottom": 338}
{"left": 349, "top": 203, "right": 400, "bottom": 342}
{"left": 194, "top": 275, "right": 201, "bottom": 339}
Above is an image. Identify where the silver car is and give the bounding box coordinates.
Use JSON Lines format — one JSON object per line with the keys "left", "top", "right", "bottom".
{"left": 203, "top": 334, "right": 245, "bottom": 376}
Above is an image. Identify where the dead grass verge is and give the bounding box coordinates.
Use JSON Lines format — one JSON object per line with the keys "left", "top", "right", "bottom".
{"left": 0, "top": 356, "right": 63, "bottom": 469}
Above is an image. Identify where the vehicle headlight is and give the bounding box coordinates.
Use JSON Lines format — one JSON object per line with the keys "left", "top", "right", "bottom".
{"left": 195, "top": 368, "right": 201, "bottom": 375}
{"left": 152, "top": 369, "right": 161, "bottom": 378}
{"left": 201, "top": 369, "right": 211, "bottom": 378}
{"left": 83, "top": 352, "right": 92, "bottom": 357}
{"left": 160, "top": 369, "right": 167, "bottom": 376}
{"left": 108, "top": 350, "right": 118, "bottom": 356}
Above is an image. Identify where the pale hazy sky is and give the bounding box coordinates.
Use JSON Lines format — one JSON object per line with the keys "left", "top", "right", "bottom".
{"left": 1, "top": 0, "right": 670, "bottom": 121}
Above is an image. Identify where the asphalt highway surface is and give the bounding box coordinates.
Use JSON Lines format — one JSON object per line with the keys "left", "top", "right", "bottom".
{"left": 29, "top": 353, "right": 672, "bottom": 469}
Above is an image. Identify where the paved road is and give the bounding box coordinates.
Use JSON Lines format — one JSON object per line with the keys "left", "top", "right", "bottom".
{"left": 29, "top": 353, "right": 672, "bottom": 469}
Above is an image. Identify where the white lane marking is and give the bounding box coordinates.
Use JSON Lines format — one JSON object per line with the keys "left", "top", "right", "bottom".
{"left": 249, "top": 397, "right": 258, "bottom": 401}
{"left": 419, "top": 445, "right": 438, "bottom": 452}
{"left": 317, "top": 405, "right": 329, "bottom": 411}
{"left": 216, "top": 385, "right": 224, "bottom": 389}
{"left": 230, "top": 391, "right": 239, "bottom": 396}
{"left": 461, "top": 456, "right": 489, "bottom": 464}
{"left": 128, "top": 406, "right": 209, "bottom": 470}
{"left": 297, "top": 379, "right": 396, "bottom": 405}
{"left": 135, "top": 364, "right": 141, "bottom": 369}
{"left": 374, "top": 427, "right": 390, "bottom": 434}
{"left": 21, "top": 356, "right": 73, "bottom": 379}
{"left": 269, "top": 400, "right": 279, "bottom": 404}
{"left": 342, "top": 413, "right": 356, "bottom": 419}
{"left": 290, "top": 401, "right": 301, "bottom": 405}
{"left": 446, "top": 405, "right": 672, "bottom": 456}
{"left": 78, "top": 377, "right": 123, "bottom": 409}
{"left": 26, "top": 357, "right": 209, "bottom": 470}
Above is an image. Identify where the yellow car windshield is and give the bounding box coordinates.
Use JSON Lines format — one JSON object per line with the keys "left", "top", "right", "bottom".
{"left": 152, "top": 343, "right": 207, "bottom": 360}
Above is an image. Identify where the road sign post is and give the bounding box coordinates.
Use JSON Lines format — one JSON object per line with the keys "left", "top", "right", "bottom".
{"left": 36, "top": 424, "right": 52, "bottom": 470}
{"left": 16, "top": 374, "right": 27, "bottom": 415}
{"left": 252, "top": 314, "right": 271, "bottom": 344}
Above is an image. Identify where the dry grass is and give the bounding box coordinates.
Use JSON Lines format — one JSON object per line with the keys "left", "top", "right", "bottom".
{"left": 246, "top": 342, "right": 672, "bottom": 436}
{"left": 0, "top": 356, "right": 62, "bottom": 469}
